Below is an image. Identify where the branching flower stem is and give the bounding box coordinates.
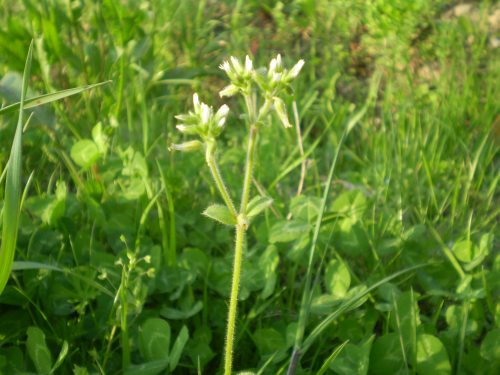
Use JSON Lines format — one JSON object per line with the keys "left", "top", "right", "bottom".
{"left": 206, "top": 148, "right": 238, "bottom": 219}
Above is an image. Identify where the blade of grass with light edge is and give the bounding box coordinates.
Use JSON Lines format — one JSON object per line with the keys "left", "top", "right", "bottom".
{"left": 0, "top": 80, "right": 112, "bottom": 116}
{"left": 0, "top": 41, "right": 33, "bottom": 295}
{"left": 286, "top": 72, "right": 380, "bottom": 375}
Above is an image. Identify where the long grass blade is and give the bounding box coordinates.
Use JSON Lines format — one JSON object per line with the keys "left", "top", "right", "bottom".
{"left": 0, "top": 80, "right": 112, "bottom": 115}
{"left": 0, "top": 41, "right": 33, "bottom": 295}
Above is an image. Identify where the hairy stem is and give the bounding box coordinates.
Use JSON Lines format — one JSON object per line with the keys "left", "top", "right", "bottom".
{"left": 206, "top": 153, "right": 238, "bottom": 218}
{"left": 224, "top": 222, "right": 245, "bottom": 375}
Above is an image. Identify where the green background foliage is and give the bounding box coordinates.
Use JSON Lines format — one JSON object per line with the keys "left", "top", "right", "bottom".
{"left": 0, "top": 0, "right": 498, "bottom": 374}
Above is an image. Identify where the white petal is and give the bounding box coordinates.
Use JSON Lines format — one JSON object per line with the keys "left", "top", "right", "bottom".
{"left": 216, "top": 104, "right": 229, "bottom": 118}
{"left": 230, "top": 56, "right": 242, "bottom": 73}
{"left": 219, "top": 61, "right": 231, "bottom": 72}
{"left": 201, "top": 103, "right": 211, "bottom": 124}
{"left": 288, "top": 59, "right": 305, "bottom": 78}
{"left": 193, "top": 93, "right": 200, "bottom": 109}
{"left": 245, "top": 55, "right": 253, "bottom": 72}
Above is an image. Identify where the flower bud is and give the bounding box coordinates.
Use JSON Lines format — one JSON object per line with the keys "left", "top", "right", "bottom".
{"left": 288, "top": 59, "right": 305, "bottom": 79}
{"left": 219, "top": 84, "right": 239, "bottom": 97}
{"left": 169, "top": 140, "right": 203, "bottom": 152}
{"left": 273, "top": 97, "right": 292, "bottom": 128}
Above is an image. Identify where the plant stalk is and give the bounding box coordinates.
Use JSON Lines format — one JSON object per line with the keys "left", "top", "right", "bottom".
{"left": 224, "top": 222, "right": 245, "bottom": 375}
{"left": 240, "top": 125, "right": 257, "bottom": 213}
{"left": 206, "top": 152, "right": 238, "bottom": 218}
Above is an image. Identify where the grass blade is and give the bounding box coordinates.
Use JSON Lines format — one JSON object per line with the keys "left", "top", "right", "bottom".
{"left": 0, "top": 41, "right": 33, "bottom": 295}
{"left": 0, "top": 80, "right": 112, "bottom": 115}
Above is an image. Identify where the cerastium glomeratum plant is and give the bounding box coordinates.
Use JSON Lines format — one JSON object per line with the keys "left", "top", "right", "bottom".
{"left": 171, "top": 54, "right": 304, "bottom": 374}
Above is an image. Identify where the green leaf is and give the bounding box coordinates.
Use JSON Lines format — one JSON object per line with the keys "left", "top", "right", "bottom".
{"left": 370, "top": 333, "right": 405, "bottom": 375}
{"left": 70, "top": 140, "right": 100, "bottom": 169}
{"left": 169, "top": 326, "right": 189, "bottom": 371}
{"left": 50, "top": 341, "right": 69, "bottom": 374}
{"left": 0, "top": 81, "right": 112, "bottom": 115}
{"left": 330, "top": 336, "right": 373, "bottom": 375}
{"left": 202, "top": 204, "right": 236, "bottom": 226}
{"left": 268, "top": 220, "right": 309, "bottom": 243}
{"left": 247, "top": 195, "right": 273, "bottom": 218}
{"left": 26, "top": 326, "right": 52, "bottom": 374}
{"left": 124, "top": 359, "right": 169, "bottom": 375}
{"left": 0, "top": 41, "right": 32, "bottom": 296}
{"left": 139, "top": 318, "right": 171, "bottom": 362}
{"left": 316, "top": 340, "right": 349, "bottom": 375}
{"left": 160, "top": 301, "right": 203, "bottom": 320}
{"left": 253, "top": 328, "right": 286, "bottom": 356}
{"left": 259, "top": 245, "right": 279, "bottom": 299}
{"left": 324, "top": 259, "right": 351, "bottom": 298}
{"left": 416, "top": 334, "right": 451, "bottom": 375}
{"left": 480, "top": 329, "right": 500, "bottom": 361}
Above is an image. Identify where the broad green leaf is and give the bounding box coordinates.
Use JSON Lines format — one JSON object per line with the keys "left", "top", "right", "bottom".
{"left": 70, "top": 140, "right": 100, "bottom": 169}
{"left": 259, "top": 245, "right": 279, "bottom": 299}
{"left": 330, "top": 336, "right": 373, "bottom": 375}
{"left": 269, "top": 220, "right": 309, "bottom": 243}
{"left": 330, "top": 190, "right": 367, "bottom": 219}
{"left": 0, "top": 81, "right": 112, "bottom": 115}
{"left": 26, "top": 326, "right": 52, "bottom": 374}
{"left": 139, "top": 318, "right": 171, "bottom": 362}
{"left": 124, "top": 359, "right": 169, "bottom": 375}
{"left": 390, "top": 290, "right": 420, "bottom": 357}
{"left": 247, "top": 195, "right": 273, "bottom": 218}
{"left": 416, "top": 334, "right": 451, "bottom": 375}
{"left": 161, "top": 301, "right": 203, "bottom": 320}
{"left": 480, "top": 329, "right": 500, "bottom": 361}
{"left": 324, "top": 259, "right": 351, "bottom": 298}
{"left": 253, "top": 328, "right": 286, "bottom": 356}
{"left": 202, "top": 204, "right": 236, "bottom": 226}
{"left": 290, "top": 195, "right": 322, "bottom": 222}
{"left": 169, "top": 326, "right": 189, "bottom": 371}
{"left": 370, "top": 333, "right": 405, "bottom": 375}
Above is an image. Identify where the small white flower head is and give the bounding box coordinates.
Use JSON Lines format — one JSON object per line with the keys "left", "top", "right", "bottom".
{"left": 215, "top": 104, "right": 230, "bottom": 127}
{"left": 230, "top": 56, "right": 243, "bottom": 74}
{"left": 219, "top": 84, "right": 239, "bottom": 97}
{"left": 193, "top": 93, "right": 201, "bottom": 113}
{"left": 169, "top": 140, "right": 203, "bottom": 152}
{"left": 273, "top": 96, "right": 292, "bottom": 128}
{"left": 201, "top": 103, "right": 211, "bottom": 125}
{"left": 245, "top": 55, "right": 253, "bottom": 73}
{"left": 219, "top": 61, "right": 231, "bottom": 73}
{"left": 288, "top": 59, "right": 305, "bottom": 79}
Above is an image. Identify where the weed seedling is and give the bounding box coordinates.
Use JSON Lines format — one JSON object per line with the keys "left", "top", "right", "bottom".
{"left": 171, "top": 54, "right": 304, "bottom": 374}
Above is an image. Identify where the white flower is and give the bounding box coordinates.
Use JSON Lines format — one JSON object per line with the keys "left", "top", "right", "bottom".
{"left": 169, "top": 140, "right": 203, "bottom": 152}
{"left": 288, "top": 59, "right": 305, "bottom": 79}
{"left": 215, "top": 104, "right": 230, "bottom": 127}
{"left": 230, "top": 56, "right": 242, "bottom": 74}
{"left": 219, "top": 84, "right": 239, "bottom": 97}
{"left": 219, "top": 61, "right": 231, "bottom": 73}
{"left": 193, "top": 93, "right": 200, "bottom": 112}
{"left": 245, "top": 55, "right": 253, "bottom": 73}
{"left": 201, "top": 103, "right": 211, "bottom": 125}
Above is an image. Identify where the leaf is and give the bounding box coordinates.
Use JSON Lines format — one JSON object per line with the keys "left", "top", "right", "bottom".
{"left": 0, "top": 41, "right": 32, "bottom": 296}
{"left": 480, "top": 329, "right": 500, "bottom": 361}
{"left": 202, "top": 204, "right": 236, "bottom": 226}
{"left": 259, "top": 245, "right": 279, "bottom": 299}
{"left": 50, "top": 341, "right": 69, "bottom": 374}
{"left": 139, "top": 318, "right": 171, "bottom": 362}
{"left": 0, "top": 81, "right": 112, "bottom": 115}
{"left": 416, "top": 334, "right": 451, "bottom": 375}
{"left": 324, "top": 259, "right": 351, "bottom": 298}
{"left": 124, "top": 359, "right": 169, "bottom": 375}
{"left": 70, "top": 140, "right": 100, "bottom": 169}
{"left": 268, "top": 220, "right": 309, "bottom": 243}
{"left": 330, "top": 336, "right": 373, "bottom": 375}
{"left": 370, "top": 333, "right": 405, "bottom": 375}
{"left": 160, "top": 301, "right": 203, "bottom": 320}
{"left": 253, "top": 328, "right": 286, "bottom": 356}
{"left": 247, "top": 196, "right": 273, "bottom": 218}
{"left": 169, "top": 326, "right": 189, "bottom": 371}
{"left": 26, "top": 326, "right": 52, "bottom": 374}
{"left": 316, "top": 340, "right": 349, "bottom": 375}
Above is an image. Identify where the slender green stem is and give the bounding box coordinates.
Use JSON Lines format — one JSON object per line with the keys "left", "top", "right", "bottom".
{"left": 240, "top": 125, "right": 258, "bottom": 213}
{"left": 120, "top": 268, "right": 130, "bottom": 370}
{"left": 206, "top": 153, "right": 238, "bottom": 218}
{"left": 224, "top": 222, "right": 245, "bottom": 375}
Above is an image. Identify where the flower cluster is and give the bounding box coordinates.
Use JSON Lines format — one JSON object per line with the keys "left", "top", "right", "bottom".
{"left": 170, "top": 93, "right": 229, "bottom": 152}
{"left": 219, "top": 56, "right": 254, "bottom": 97}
